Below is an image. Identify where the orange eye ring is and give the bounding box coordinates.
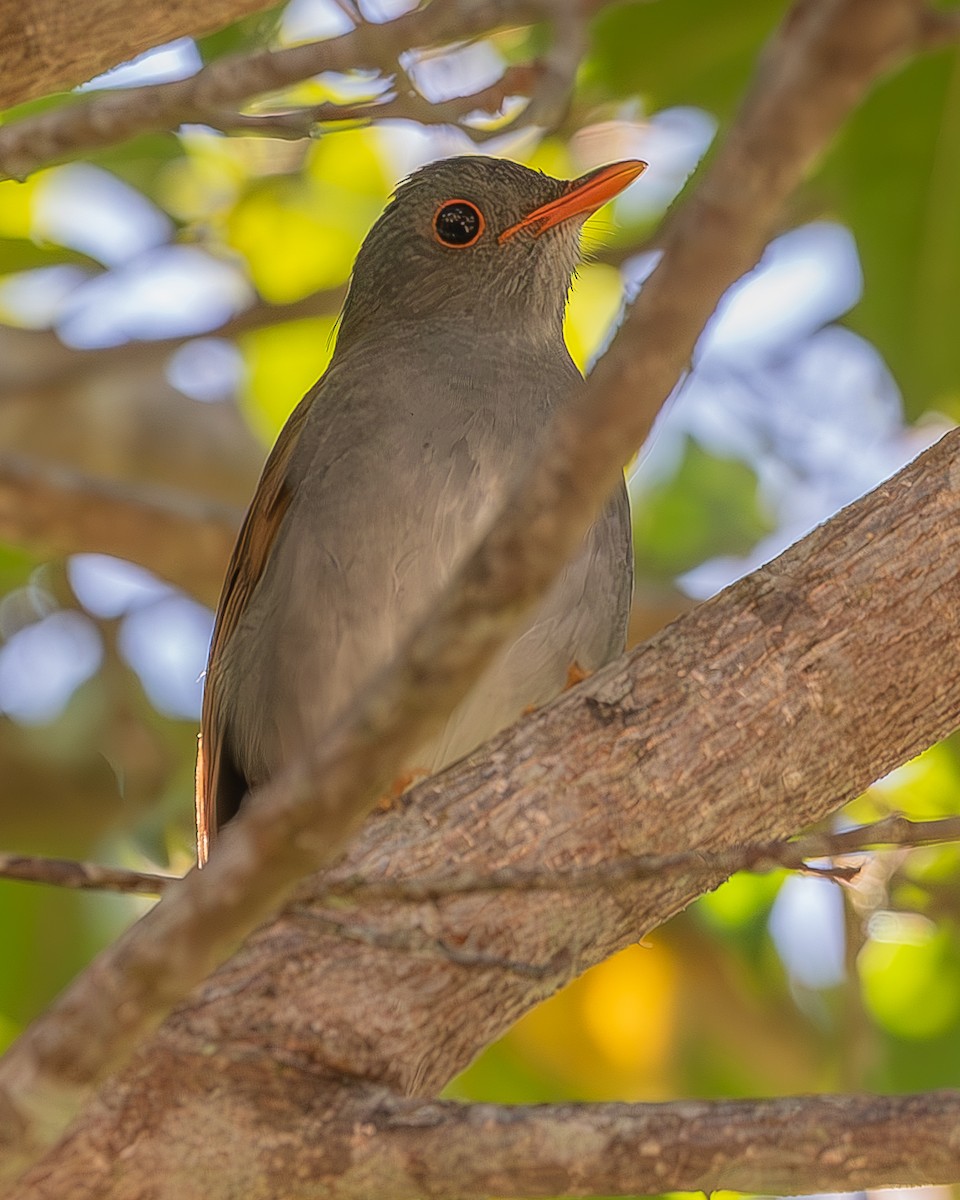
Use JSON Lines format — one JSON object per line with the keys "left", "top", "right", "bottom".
{"left": 433, "top": 199, "right": 485, "bottom": 248}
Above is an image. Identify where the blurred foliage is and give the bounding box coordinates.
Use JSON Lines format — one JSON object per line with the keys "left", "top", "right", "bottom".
{"left": 632, "top": 439, "right": 772, "bottom": 580}
{"left": 195, "top": 4, "right": 285, "bottom": 61}
{"left": 0, "top": 236, "right": 95, "bottom": 276}
{"left": 90, "top": 133, "right": 187, "bottom": 201}
{"left": 586, "top": 0, "right": 786, "bottom": 119}
{"left": 225, "top": 130, "right": 391, "bottom": 301}
{"left": 820, "top": 47, "right": 960, "bottom": 419}
{"left": 0, "top": 5, "right": 958, "bottom": 1191}
{"left": 0, "top": 546, "right": 38, "bottom": 593}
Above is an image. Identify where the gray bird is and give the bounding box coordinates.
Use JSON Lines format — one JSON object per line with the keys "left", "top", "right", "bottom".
{"left": 197, "top": 154, "right": 644, "bottom": 863}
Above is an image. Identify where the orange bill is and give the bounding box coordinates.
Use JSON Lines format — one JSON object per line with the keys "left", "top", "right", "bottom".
{"left": 498, "top": 159, "right": 647, "bottom": 243}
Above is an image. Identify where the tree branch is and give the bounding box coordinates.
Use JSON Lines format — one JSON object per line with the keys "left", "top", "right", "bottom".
{"left": 0, "top": 854, "right": 174, "bottom": 896}
{"left": 0, "top": 0, "right": 275, "bottom": 110}
{"left": 0, "top": 0, "right": 937, "bottom": 1182}
{"left": 295, "top": 1089, "right": 960, "bottom": 1197}
{"left": 8, "top": 403, "right": 960, "bottom": 1192}
{"left": 0, "top": 0, "right": 579, "bottom": 180}
{"left": 918, "top": 4, "right": 960, "bottom": 49}
{"left": 0, "top": 453, "right": 240, "bottom": 605}
{"left": 375, "top": 1092, "right": 960, "bottom": 1196}
{"left": 55, "top": 1087, "right": 954, "bottom": 1199}
{"left": 197, "top": 63, "right": 545, "bottom": 139}
{"left": 6, "top": 814, "right": 959, "bottom": 897}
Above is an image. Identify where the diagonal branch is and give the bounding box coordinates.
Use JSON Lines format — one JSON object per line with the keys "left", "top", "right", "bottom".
{"left": 13, "top": 421, "right": 960, "bottom": 1196}
{"left": 0, "top": 453, "right": 240, "bottom": 605}
{"left": 0, "top": 853, "right": 175, "bottom": 896}
{"left": 0, "top": 0, "right": 571, "bottom": 180}
{"left": 0, "top": 0, "right": 946, "bottom": 1182}
{"left": 0, "top": 0, "right": 275, "bottom": 110}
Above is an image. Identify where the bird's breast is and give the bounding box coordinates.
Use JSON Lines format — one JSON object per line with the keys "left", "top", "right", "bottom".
{"left": 220, "top": 330, "right": 591, "bottom": 790}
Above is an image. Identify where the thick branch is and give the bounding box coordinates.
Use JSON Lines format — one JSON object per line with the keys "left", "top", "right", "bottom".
{"left": 41, "top": 1086, "right": 958, "bottom": 1199}
{"left": 15, "top": 410, "right": 960, "bottom": 1198}
{"left": 0, "top": 454, "right": 240, "bottom": 605}
{"left": 0, "top": 0, "right": 552, "bottom": 180}
{"left": 0, "top": 0, "right": 933, "bottom": 1180}
{"left": 21, "top": 1084, "right": 960, "bottom": 1198}
{"left": 378, "top": 1092, "right": 960, "bottom": 1196}
{"left": 0, "top": 0, "right": 274, "bottom": 110}
{"left": 258, "top": 1090, "right": 960, "bottom": 1198}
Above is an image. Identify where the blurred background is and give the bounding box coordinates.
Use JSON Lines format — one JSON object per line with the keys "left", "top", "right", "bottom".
{"left": 1, "top": 0, "right": 959, "bottom": 1185}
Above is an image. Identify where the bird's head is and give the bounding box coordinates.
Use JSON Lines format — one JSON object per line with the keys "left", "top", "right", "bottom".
{"left": 336, "top": 155, "right": 646, "bottom": 350}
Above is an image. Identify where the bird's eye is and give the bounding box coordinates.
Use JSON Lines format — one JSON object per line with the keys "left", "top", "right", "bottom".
{"left": 433, "top": 200, "right": 484, "bottom": 248}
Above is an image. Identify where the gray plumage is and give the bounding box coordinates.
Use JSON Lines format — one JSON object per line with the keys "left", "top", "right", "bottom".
{"left": 197, "top": 156, "right": 637, "bottom": 860}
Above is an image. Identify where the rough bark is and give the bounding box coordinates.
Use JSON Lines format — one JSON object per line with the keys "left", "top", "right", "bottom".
{"left": 24, "top": 1088, "right": 960, "bottom": 1200}
{"left": 0, "top": 0, "right": 275, "bottom": 110}
{"left": 0, "top": 0, "right": 557, "bottom": 179}
{"left": 0, "top": 0, "right": 942, "bottom": 1180}
{"left": 2, "top": 0, "right": 958, "bottom": 1191}
{"left": 15, "top": 423, "right": 960, "bottom": 1198}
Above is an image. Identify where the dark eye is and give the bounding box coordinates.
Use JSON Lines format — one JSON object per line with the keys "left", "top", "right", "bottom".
{"left": 433, "top": 200, "right": 484, "bottom": 247}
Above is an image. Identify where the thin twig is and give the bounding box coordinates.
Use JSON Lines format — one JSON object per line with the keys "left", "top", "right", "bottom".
{"left": 0, "top": 855, "right": 173, "bottom": 897}
{"left": 203, "top": 64, "right": 540, "bottom": 139}
{"left": 290, "top": 906, "right": 560, "bottom": 976}
{"left": 0, "top": 0, "right": 567, "bottom": 180}
{"left": 5, "top": 814, "right": 957, "bottom": 899}
{"left": 330, "top": 813, "right": 959, "bottom": 900}
{"left": 0, "top": 0, "right": 938, "bottom": 1180}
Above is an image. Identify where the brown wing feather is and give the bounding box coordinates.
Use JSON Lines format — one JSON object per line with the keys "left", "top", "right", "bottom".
{"left": 196, "top": 391, "right": 315, "bottom": 865}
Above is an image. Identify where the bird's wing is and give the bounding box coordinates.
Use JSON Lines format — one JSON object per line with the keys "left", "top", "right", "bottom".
{"left": 195, "top": 389, "right": 315, "bottom": 865}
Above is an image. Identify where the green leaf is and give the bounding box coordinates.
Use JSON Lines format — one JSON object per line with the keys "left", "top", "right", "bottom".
{"left": 632, "top": 438, "right": 772, "bottom": 579}
{"left": 818, "top": 47, "right": 960, "bottom": 418}
{"left": 0, "top": 544, "right": 38, "bottom": 592}
{"left": 0, "top": 236, "right": 95, "bottom": 275}
{"left": 585, "top": 0, "right": 786, "bottom": 119}
{"left": 0, "top": 877, "right": 144, "bottom": 1045}
{"left": 859, "top": 923, "right": 960, "bottom": 1040}
{"left": 89, "top": 133, "right": 186, "bottom": 203}
{"left": 196, "top": 5, "right": 285, "bottom": 63}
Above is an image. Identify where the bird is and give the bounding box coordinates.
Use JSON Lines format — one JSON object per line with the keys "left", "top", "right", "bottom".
{"left": 196, "top": 154, "right": 645, "bottom": 864}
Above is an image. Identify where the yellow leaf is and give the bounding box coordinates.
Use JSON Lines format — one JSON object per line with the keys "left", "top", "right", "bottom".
{"left": 227, "top": 181, "right": 360, "bottom": 302}
{"left": 579, "top": 944, "right": 677, "bottom": 1080}
{"left": 239, "top": 316, "right": 338, "bottom": 442}
{"left": 504, "top": 941, "right": 678, "bottom": 1099}
{"left": 565, "top": 262, "right": 624, "bottom": 371}
{"left": 0, "top": 173, "right": 45, "bottom": 238}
